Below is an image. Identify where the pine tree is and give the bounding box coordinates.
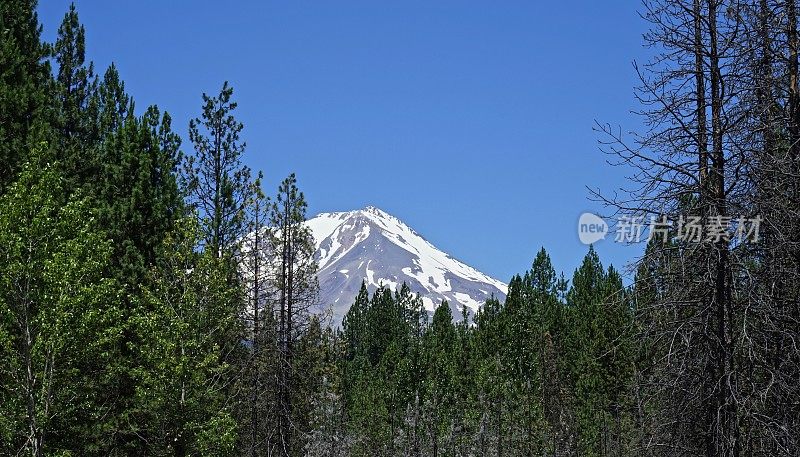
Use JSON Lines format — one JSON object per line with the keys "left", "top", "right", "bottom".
{"left": 94, "top": 104, "right": 184, "bottom": 284}
{"left": 268, "top": 173, "right": 319, "bottom": 456}
{"left": 184, "top": 81, "right": 252, "bottom": 258}
{"left": 94, "top": 64, "right": 130, "bottom": 137}
{"left": 596, "top": 0, "right": 774, "bottom": 453}
{"left": 565, "top": 247, "right": 633, "bottom": 456}
{"left": 238, "top": 172, "right": 274, "bottom": 456}
{"left": 340, "top": 281, "right": 370, "bottom": 445}
{"left": 0, "top": 0, "right": 53, "bottom": 191}
{"left": 80, "top": 64, "right": 185, "bottom": 453}
{"left": 338, "top": 283, "right": 426, "bottom": 456}
{"left": 472, "top": 295, "right": 507, "bottom": 456}
{"left": 53, "top": 3, "right": 97, "bottom": 162}
{"left": 421, "top": 302, "right": 457, "bottom": 457}
{"left": 306, "top": 373, "right": 351, "bottom": 457}
{"left": 132, "top": 218, "right": 242, "bottom": 456}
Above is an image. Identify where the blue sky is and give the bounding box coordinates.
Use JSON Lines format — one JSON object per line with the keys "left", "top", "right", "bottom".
{"left": 37, "top": 1, "right": 650, "bottom": 284}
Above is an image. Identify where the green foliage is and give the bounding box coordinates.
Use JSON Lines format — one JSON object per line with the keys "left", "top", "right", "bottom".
{"left": 130, "top": 218, "right": 243, "bottom": 455}
{"left": 337, "top": 247, "right": 636, "bottom": 457}
{"left": 0, "top": 0, "right": 53, "bottom": 190}
{"left": 0, "top": 158, "right": 119, "bottom": 455}
{"left": 340, "top": 283, "right": 426, "bottom": 456}
{"left": 268, "top": 173, "right": 318, "bottom": 315}
{"left": 92, "top": 103, "right": 184, "bottom": 285}
{"left": 54, "top": 3, "right": 96, "bottom": 149}
{"left": 564, "top": 247, "right": 634, "bottom": 456}
{"left": 266, "top": 173, "right": 320, "bottom": 455}
{"left": 0, "top": 4, "right": 696, "bottom": 456}
{"left": 184, "top": 81, "right": 252, "bottom": 257}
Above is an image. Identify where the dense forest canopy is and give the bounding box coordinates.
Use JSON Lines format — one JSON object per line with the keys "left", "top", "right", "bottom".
{"left": 1, "top": 1, "right": 799, "bottom": 456}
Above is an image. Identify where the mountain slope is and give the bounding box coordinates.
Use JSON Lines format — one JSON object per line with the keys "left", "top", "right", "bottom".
{"left": 307, "top": 206, "right": 507, "bottom": 325}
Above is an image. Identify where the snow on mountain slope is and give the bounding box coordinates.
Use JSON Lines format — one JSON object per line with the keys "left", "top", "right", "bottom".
{"left": 307, "top": 206, "right": 508, "bottom": 325}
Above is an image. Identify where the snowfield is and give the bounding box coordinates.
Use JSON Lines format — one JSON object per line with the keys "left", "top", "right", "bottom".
{"left": 306, "top": 206, "right": 508, "bottom": 326}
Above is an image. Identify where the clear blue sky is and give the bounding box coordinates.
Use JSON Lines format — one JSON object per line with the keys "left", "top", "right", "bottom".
{"left": 38, "top": 1, "right": 650, "bottom": 284}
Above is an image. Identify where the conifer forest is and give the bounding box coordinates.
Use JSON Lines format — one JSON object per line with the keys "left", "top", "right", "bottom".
{"left": 1, "top": 1, "right": 800, "bottom": 456}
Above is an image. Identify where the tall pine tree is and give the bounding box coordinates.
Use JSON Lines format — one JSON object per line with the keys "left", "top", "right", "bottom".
{"left": 184, "top": 81, "right": 252, "bottom": 259}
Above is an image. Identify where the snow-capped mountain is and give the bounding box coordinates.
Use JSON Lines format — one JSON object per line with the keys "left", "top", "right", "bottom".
{"left": 307, "top": 206, "right": 508, "bottom": 326}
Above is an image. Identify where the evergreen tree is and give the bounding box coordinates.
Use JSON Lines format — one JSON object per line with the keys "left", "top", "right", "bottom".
{"left": 184, "top": 81, "right": 252, "bottom": 258}
{"left": 94, "top": 64, "right": 130, "bottom": 137}
{"left": 79, "top": 64, "right": 185, "bottom": 453}
{"left": 306, "top": 373, "right": 351, "bottom": 457}
{"left": 339, "top": 283, "right": 426, "bottom": 456}
{"left": 268, "top": 173, "right": 319, "bottom": 456}
{"left": 94, "top": 104, "right": 184, "bottom": 284}
{"left": 131, "top": 218, "right": 242, "bottom": 456}
{"left": 565, "top": 247, "right": 634, "bottom": 456}
{"left": 53, "top": 2, "right": 97, "bottom": 164}
{"left": 421, "top": 302, "right": 458, "bottom": 457}
{"left": 238, "top": 171, "right": 276, "bottom": 456}
{"left": 293, "top": 317, "right": 336, "bottom": 455}
{"left": 0, "top": 0, "right": 53, "bottom": 191}
{"left": 340, "top": 281, "right": 372, "bottom": 443}
{"left": 472, "top": 295, "right": 508, "bottom": 456}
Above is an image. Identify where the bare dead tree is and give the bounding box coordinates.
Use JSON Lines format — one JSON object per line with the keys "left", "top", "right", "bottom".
{"left": 594, "top": 1, "right": 762, "bottom": 455}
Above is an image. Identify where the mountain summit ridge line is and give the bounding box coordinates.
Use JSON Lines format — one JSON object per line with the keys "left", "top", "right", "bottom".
{"left": 306, "top": 206, "right": 508, "bottom": 325}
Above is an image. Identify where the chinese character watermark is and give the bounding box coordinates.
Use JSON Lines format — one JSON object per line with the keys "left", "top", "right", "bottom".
{"left": 577, "top": 213, "right": 762, "bottom": 245}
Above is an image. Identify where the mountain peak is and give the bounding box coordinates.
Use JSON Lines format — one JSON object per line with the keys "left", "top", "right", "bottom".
{"left": 306, "top": 207, "right": 507, "bottom": 326}
{"left": 361, "top": 204, "right": 382, "bottom": 213}
{"left": 357, "top": 205, "right": 402, "bottom": 224}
